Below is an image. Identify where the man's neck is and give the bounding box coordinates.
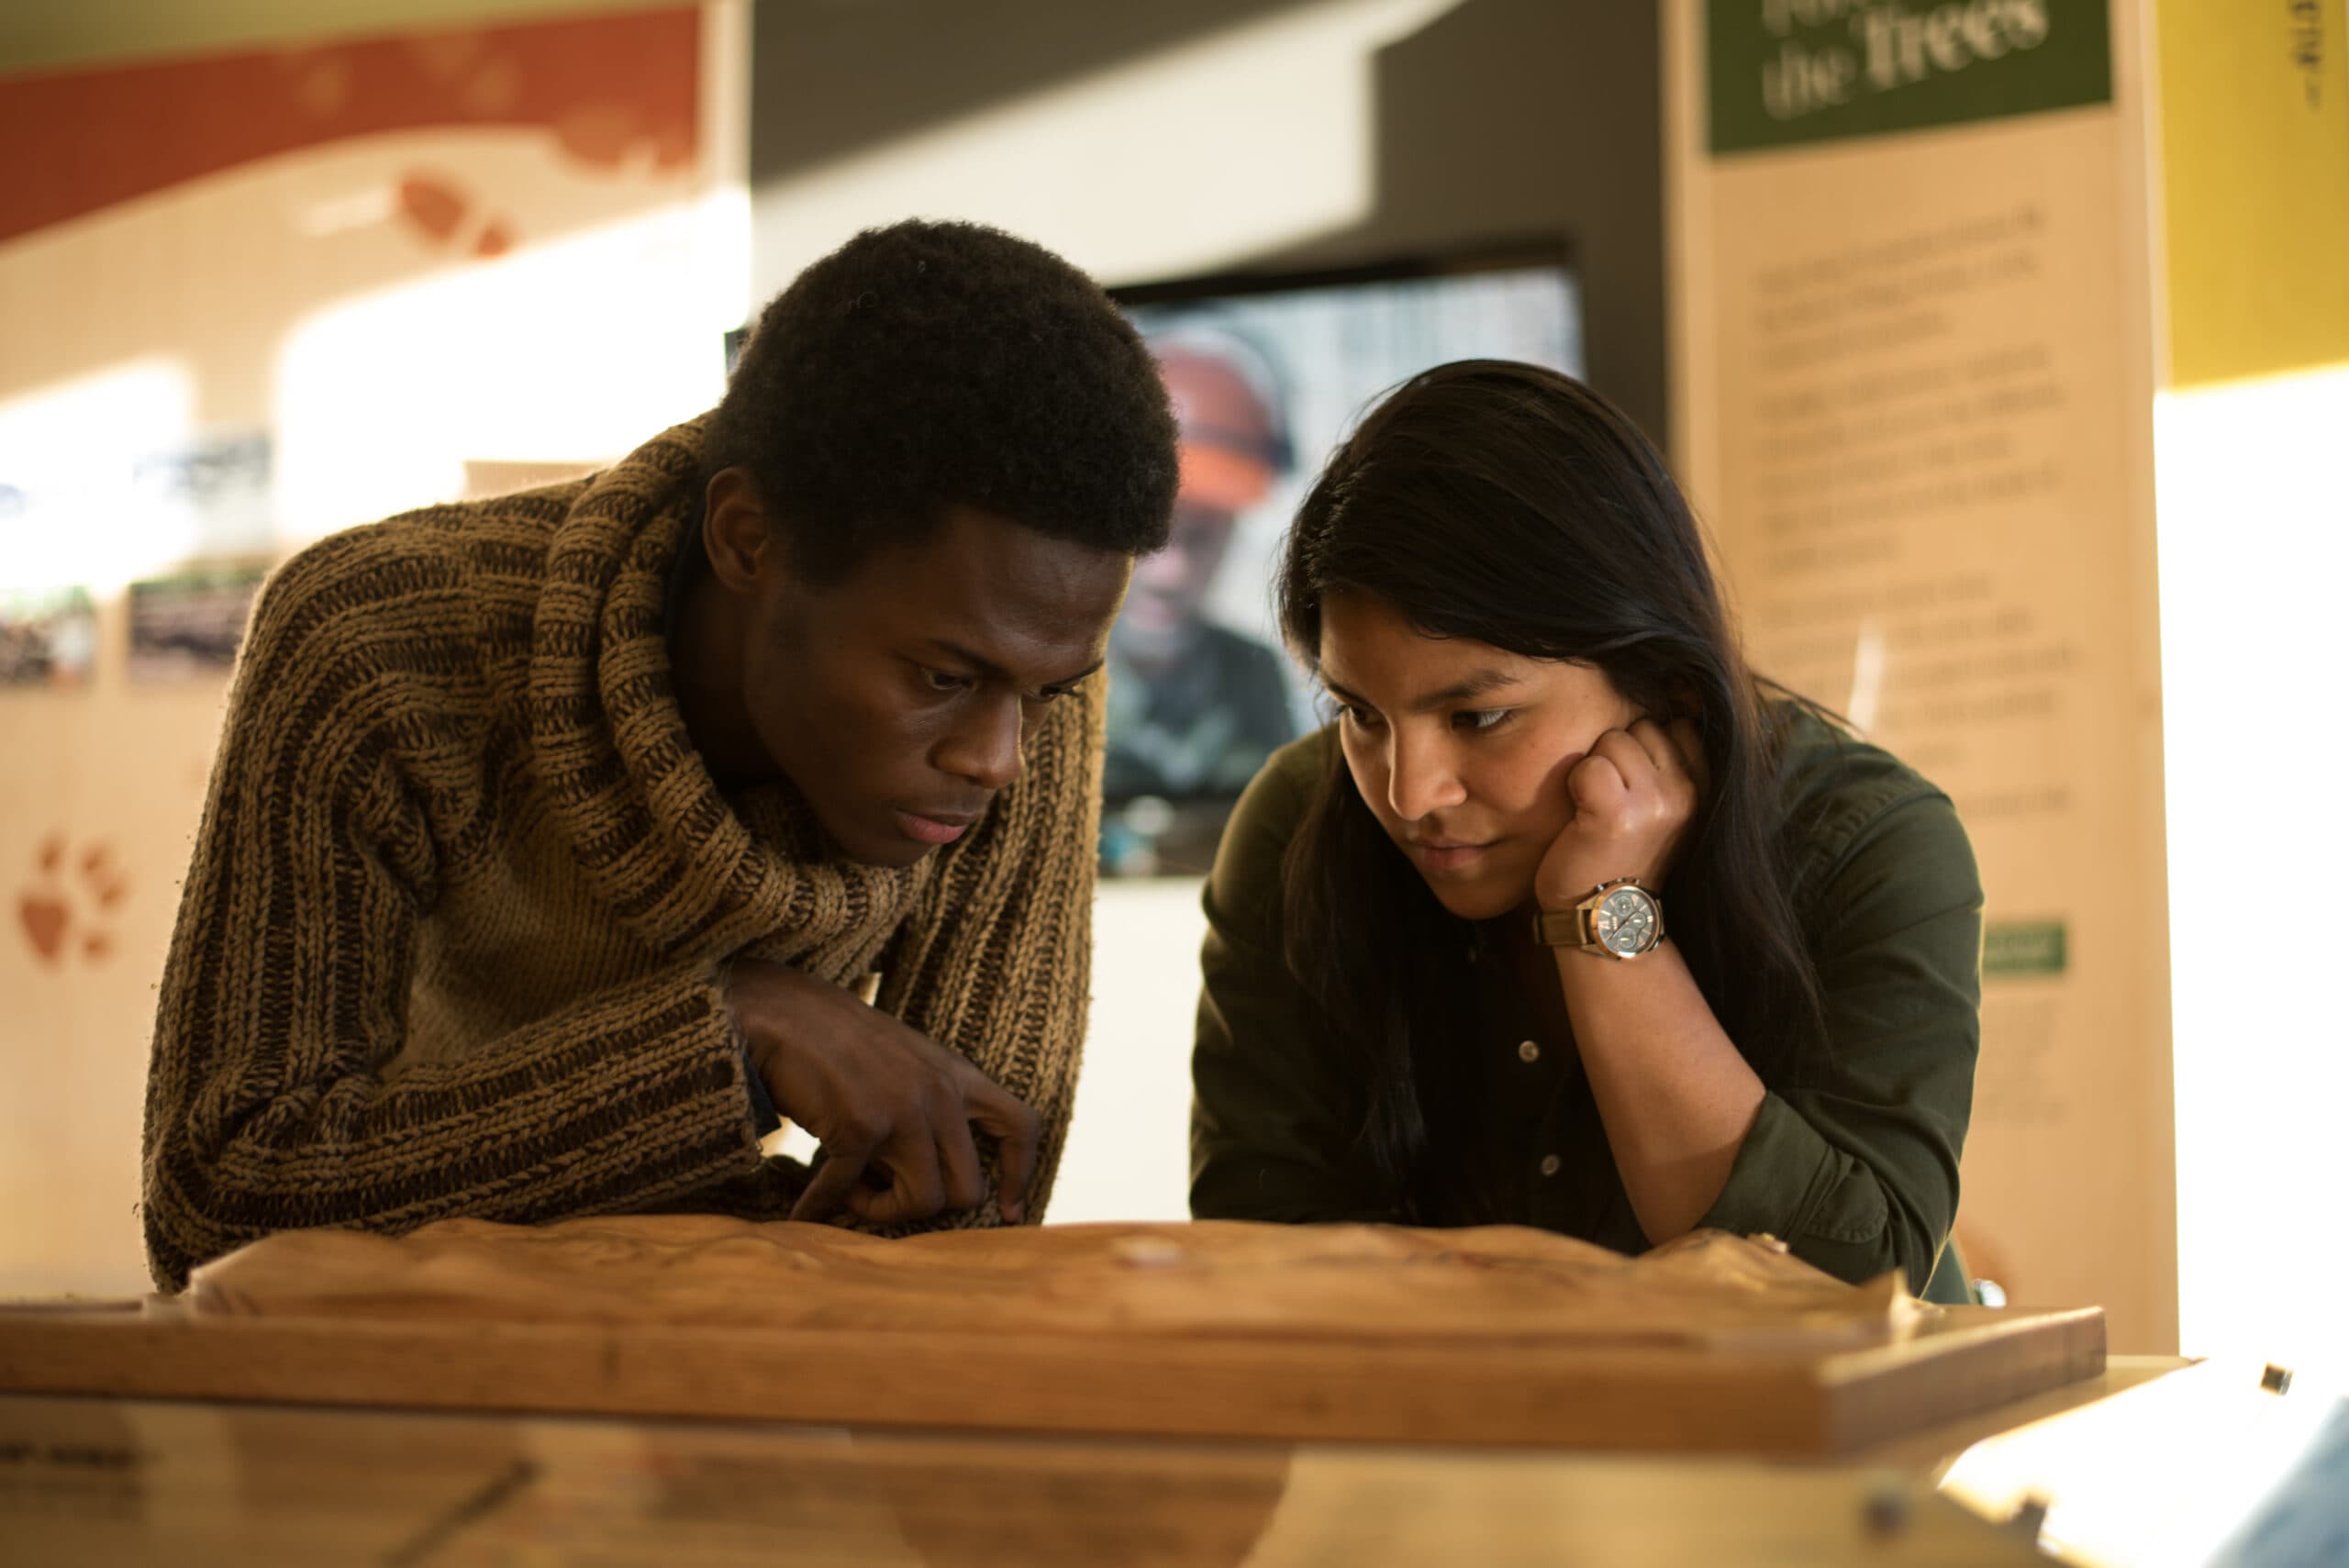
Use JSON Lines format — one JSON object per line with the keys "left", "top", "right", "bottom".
{"left": 667, "top": 567, "right": 780, "bottom": 792}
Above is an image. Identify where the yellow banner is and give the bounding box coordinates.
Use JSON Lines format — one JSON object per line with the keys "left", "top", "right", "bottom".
{"left": 2157, "top": 0, "right": 2349, "bottom": 386}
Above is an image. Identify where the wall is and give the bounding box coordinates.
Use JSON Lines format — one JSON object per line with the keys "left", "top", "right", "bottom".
{"left": 0, "top": 3, "right": 747, "bottom": 1296}
{"left": 750, "top": 0, "right": 1666, "bottom": 445}
{"left": 0, "top": 0, "right": 671, "bottom": 76}
{"left": 745, "top": 0, "right": 1670, "bottom": 1224}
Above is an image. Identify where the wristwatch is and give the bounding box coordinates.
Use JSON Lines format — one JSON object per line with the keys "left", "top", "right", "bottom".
{"left": 1531, "top": 877, "right": 1665, "bottom": 960}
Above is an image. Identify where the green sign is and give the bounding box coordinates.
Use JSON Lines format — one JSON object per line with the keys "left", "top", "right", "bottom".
{"left": 1708, "top": 0, "right": 2113, "bottom": 155}
{"left": 1982, "top": 918, "right": 2067, "bottom": 978}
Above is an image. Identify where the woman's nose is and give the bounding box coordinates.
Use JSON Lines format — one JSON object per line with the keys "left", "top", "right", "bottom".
{"left": 1386, "top": 730, "right": 1467, "bottom": 820}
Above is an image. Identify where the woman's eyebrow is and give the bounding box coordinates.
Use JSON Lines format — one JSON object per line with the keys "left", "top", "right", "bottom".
{"left": 1322, "top": 668, "right": 1520, "bottom": 714}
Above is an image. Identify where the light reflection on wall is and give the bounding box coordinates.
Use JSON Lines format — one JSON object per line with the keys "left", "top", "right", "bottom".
{"left": 2158, "top": 360, "right": 2349, "bottom": 1377}
{"left": 272, "top": 191, "right": 729, "bottom": 539}
{"left": 0, "top": 359, "right": 195, "bottom": 595}
{"left": 749, "top": 0, "right": 1460, "bottom": 287}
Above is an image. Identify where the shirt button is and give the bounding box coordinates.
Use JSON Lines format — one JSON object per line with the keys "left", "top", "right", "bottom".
{"left": 1518, "top": 1040, "right": 1541, "bottom": 1063}
{"left": 1539, "top": 1154, "right": 1562, "bottom": 1177}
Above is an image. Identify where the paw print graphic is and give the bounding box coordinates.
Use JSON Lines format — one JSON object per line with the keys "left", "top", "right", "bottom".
{"left": 396, "top": 173, "right": 517, "bottom": 260}
{"left": 17, "top": 834, "right": 128, "bottom": 968}
{"left": 380, "top": 35, "right": 695, "bottom": 263}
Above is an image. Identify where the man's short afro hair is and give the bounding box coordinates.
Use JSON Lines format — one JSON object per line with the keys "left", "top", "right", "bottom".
{"left": 706, "top": 219, "right": 1178, "bottom": 581}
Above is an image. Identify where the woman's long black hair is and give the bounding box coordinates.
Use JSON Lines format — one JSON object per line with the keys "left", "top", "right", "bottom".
{"left": 1275, "top": 361, "right": 1825, "bottom": 1223}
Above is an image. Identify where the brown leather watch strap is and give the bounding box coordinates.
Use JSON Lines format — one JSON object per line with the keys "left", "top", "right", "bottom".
{"left": 1530, "top": 904, "right": 1588, "bottom": 948}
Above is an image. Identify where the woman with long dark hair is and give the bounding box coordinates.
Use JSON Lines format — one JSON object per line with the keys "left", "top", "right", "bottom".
{"left": 1190, "top": 361, "right": 1982, "bottom": 1302}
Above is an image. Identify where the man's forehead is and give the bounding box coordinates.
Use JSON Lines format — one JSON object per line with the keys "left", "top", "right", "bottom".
{"left": 875, "top": 504, "right": 1124, "bottom": 584}
{"left": 851, "top": 507, "right": 1129, "bottom": 673}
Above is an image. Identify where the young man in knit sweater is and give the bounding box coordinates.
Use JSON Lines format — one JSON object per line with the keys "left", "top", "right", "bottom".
{"left": 140, "top": 221, "right": 1181, "bottom": 1290}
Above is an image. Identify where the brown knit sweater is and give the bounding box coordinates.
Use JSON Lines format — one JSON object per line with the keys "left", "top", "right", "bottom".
{"left": 140, "top": 418, "right": 1102, "bottom": 1291}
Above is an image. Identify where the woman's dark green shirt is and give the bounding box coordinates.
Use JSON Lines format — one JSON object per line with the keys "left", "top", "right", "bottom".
{"left": 1188, "top": 706, "right": 1984, "bottom": 1305}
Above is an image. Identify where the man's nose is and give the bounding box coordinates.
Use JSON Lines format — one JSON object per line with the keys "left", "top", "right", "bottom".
{"left": 937, "top": 694, "right": 1024, "bottom": 792}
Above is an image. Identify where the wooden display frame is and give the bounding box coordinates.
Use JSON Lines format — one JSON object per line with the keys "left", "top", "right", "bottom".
{"left": 0, "top": 1300, "right": 2100, "bottom": 1455}
{"left": 0, "top": 1219, "right": 2104, "bottom": 1455}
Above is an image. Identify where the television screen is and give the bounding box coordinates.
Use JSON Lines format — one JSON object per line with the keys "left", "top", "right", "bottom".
{"left": 1102, "top": 244, "right": 1583, "bottom": 876}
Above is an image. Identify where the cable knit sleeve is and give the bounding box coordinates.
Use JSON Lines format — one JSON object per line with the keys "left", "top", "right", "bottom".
{"left": 139, "top": 534, "right": 765, "bottom": 1292}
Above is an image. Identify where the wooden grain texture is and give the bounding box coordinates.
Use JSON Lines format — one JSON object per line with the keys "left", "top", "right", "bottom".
{"left": 1851, "top": 1354, "right": 2189, "bottom": 1473}
{"left": 0, "top": 1392, "right": 2050, "bottom": 1566}
{"left": 186, "top": 1217, "right": 1927, "bottom": 1348}
{"left": 0, "top": 1218, "right": 2107, "bottom": 1455}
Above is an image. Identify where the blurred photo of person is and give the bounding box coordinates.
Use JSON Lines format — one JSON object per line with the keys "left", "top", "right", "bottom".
{"left": 1103, "top": 332, "right": 1301, "bottom": 870}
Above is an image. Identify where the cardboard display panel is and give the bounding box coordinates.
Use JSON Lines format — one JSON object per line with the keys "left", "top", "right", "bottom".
{"left": 1668, "top": 0, "right": 2175, "bottom": 1351}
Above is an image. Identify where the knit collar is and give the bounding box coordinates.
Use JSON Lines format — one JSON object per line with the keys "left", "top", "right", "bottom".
{"left": 526, "top": 417, "right": 935, "bottom": 978}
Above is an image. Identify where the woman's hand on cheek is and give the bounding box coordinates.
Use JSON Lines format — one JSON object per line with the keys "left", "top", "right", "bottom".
{"left": 1533, "top": 717, "right": 1707, "bottom": 909}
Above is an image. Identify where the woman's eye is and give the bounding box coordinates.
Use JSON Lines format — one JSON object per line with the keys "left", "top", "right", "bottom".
{"left": 923, "top": 668, "right": 972, "bottom": 694}
{"left": 1028, "top": 686, "right": 1070, "bottom": 706}
{"left": 1334, "top": 703, "right": 1381, "bottom": 729}
{"left": 1454, "top": 708, "right": 1513, "bottom": 734}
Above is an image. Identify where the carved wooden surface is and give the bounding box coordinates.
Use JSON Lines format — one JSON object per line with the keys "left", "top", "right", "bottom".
{"left": 186, "top": 1217, "right": 1923, "bottom": 1351}
{"left": 0, "top": 1218, "right": 2106, "bottom": 1455}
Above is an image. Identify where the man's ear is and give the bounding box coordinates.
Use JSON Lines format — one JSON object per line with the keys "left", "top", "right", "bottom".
{"left": 703, "top": 467, "right": 780, "bottom": 594}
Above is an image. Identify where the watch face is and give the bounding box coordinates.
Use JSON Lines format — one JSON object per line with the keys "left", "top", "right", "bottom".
{"left": 1592, "top": 886, "right": 1658, "bottom": 956}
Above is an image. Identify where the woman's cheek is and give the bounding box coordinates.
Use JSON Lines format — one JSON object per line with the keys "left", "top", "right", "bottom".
{"left": 1489, "top": 728, "right": 1564, "bottom": 815}
{"left": 1340, "top": 738, "right": 1390, "bottom": 821}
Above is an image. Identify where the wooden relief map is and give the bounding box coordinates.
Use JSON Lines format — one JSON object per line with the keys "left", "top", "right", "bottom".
{"left": 1, "top": 1218, "right": 2102, "bottom": 1454}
